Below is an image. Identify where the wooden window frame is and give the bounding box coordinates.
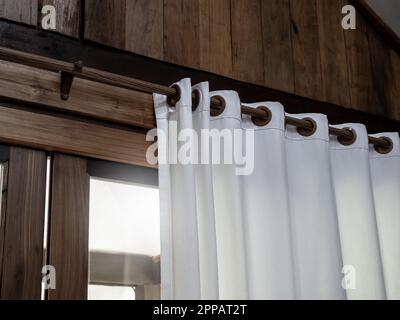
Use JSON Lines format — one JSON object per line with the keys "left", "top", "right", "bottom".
{"left": 0, "top": 146, "right": 47, "bottom": 300}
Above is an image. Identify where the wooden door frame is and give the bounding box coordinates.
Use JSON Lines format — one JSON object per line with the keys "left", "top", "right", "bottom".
{"left": 0, "top": 146, "right": 47, "bottom": 300}
{"left": 47, "top": 153, "right": 89, "bottom": 300}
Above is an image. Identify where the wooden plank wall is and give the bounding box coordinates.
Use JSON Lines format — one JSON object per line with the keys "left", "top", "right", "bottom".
{"left": 0, "top": 0, "right": 38, "bottom": 26}
{"left": 0, "top": 0, "right": 80, "bottom": 37}
{"left": 84, "top": 0, "right": 400, "bottom": 122}
{"left": 1, "top": 0, "right": 399, "bottom": 121}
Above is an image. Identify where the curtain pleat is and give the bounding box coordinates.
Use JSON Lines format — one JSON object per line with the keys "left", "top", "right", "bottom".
{"left": 192, "top": 82, "right": 219, "bottom": 299}
{"left": 241, "top": 102, "right": 295, "bottom": 299}
{"left": 329, "top": 124, "right": 386, "bottom": 299}
{"left": 153, "top": 79, "right": 400, "bottom": 300}
{"left": 208, "top": 90, "right": 248, "bottom": 299}
{"left": 285, "top": 114, "right": 345, "bottom": 300}
{"left": 369, "top": 133, "right": 400, "bottom": 299}
{"left": 154, "top": 79, "right": 201, "bottom": 299}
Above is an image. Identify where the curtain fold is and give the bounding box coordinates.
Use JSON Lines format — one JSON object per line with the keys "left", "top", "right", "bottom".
{"left": 154, "top": 79, "right": 201, "bottom": 299}
{"left": 329, "top": 124, "right": 386, "bottom": 299}
{"left": 208, "top": 90, "right": 248, "bottom": 299}
{"left": 241, "top": 102, "right": 295, "bottom": 299}
{"left": 285, "top": 114, "right": 345, "bottom": 300}
{"left": 153, "top": 79, "right": 400, "bottom": 300}
{"left": 369, "top": 133, "right": 400, "bottom": 299}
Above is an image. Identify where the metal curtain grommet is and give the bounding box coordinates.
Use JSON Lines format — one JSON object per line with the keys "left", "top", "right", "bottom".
{"left": 210, "top": 95, "right": 226, "bottom": 117}
{"left": 297, "top": 117, "right": 317, "bottom": 137}
{"left": 251, "top": 106, "right": 272, "bottom": 127}
{"left": 374, "top": 137, "right": 394, "bottom": 154}
{"left": 337, "top": 128, "right": 357, "bottom": 146}
{"left": 192, "top": 89, "right": 200, "bottom": 111}
{"left": 167, "top": 84, "right": 181, "bottom": 107}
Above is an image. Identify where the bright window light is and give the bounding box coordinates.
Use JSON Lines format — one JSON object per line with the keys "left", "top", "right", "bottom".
{"left": 88, "top": 285, "right": 135, "bottom": 300}
{"left": 89, "top": 177, "right": 160, "bottom": 256}
{"left": 88, "top": 176, "right": 160, "bottom": 300}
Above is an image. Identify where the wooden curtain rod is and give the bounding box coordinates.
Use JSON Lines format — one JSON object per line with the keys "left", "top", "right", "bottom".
{"left": 0, "top": 46, "right": 393, "bottom": 154}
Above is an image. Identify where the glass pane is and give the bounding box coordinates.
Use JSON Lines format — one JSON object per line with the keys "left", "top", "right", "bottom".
{"left": 88, "top": 176, "right": 160, "bottom": 300}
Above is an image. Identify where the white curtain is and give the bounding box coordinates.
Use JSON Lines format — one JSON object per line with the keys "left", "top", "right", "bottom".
{"left": 153, "top": 78, "right": 400, "bottom": 300}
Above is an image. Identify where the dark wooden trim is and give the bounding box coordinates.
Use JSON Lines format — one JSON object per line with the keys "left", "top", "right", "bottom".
{"left": 350, "top": 0, "right": 400, "bottom": 56}
{"left": 47, "top": 153, "right": 89, "bottom": 300}
{"left": 0, "top": 20, "right": 399, "bottom": 133}
{"left": 0, "top": 147, "right": 47, "bottom": 300}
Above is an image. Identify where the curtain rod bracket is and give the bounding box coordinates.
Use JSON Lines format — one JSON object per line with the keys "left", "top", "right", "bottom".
{"left": 60, "top": 61, "right": 83, "bottom": 100}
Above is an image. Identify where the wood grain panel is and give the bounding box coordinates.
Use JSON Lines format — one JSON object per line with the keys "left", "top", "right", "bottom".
{"left": 164, "top": 0, "right": 234, "bottom": 76}
{"left": 47, "top": 154, "right": 89, "bottom": 300}
{"left": 0, "top": 161, "right": 8, "bottom": 295}
{"left": 231, "top": 0, "right": 264, "bottom": 85}
{"left": 198, "top": 0, "right": 233, "bottom": 77}
{"left": 0, "top": 147, "right": 47, "bottom": 300}
{"left": 0, "top": 60, "right": 155, "bottom": 129}
{"left": 290, "top": 0, "right": 323, "bottom": 101}
{"left": 317, "top": 0, "right": 350, "bottom": 107}
{"left": 163, "top": 0, "right": 200, "bottom": 68}
{"left": 389, "top": 50, "right": 400, "bottom": 120}
{"left": 0, "top": 0, "right": 38, "bottom": 25}
{"left": 0, "top": 105, "right": 153, "bottom": 167}
{"left": 261, "top": 0, "right": 294, "bottom": 92}
{"left": 125, "top": 0, "right": 163, "bottom": 60}
{"left": 39, "top": 0, "right": 81, "bottom": 38}
{"left": 85, "top": 0, "right": 126, "bottom": 49}
{"left": 367, "top": 25, "right": 392, "bottom": 117}
{"left": 343, "top": 1, "right": 372, "bottom": 113}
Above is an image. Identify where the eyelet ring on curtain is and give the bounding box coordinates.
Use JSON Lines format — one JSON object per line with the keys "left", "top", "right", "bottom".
{"left": 167, "top": 84, "right": 181, "bottom": 107}
{"left": 210, "top": 95, "right": 226, "bottom": 117}
{"left": 297, "top": 117, "right": 317, "bottom": 137}
{"left": 192, "top": 89, "right": 200, "bottom": 111}
{"left": 251, "top": 106, "right": 272, "bottom": 126}
{"left": 374, "top": 137, "right": 394, "bottom": 154}
{"left": 337, "top": 128, "right": 357, "bottom": 146}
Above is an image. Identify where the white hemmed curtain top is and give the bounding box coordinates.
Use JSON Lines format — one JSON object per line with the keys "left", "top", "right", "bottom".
{"left": 153, "top": 78, "right": 400, "bottom": 300}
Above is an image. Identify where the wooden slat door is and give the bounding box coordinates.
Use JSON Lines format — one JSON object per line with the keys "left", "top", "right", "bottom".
{"left": 0, "top": 147, "right": 47, "bottom": 299}
{"left": 47, "top": 153, "right": 89, "bottom": 300}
